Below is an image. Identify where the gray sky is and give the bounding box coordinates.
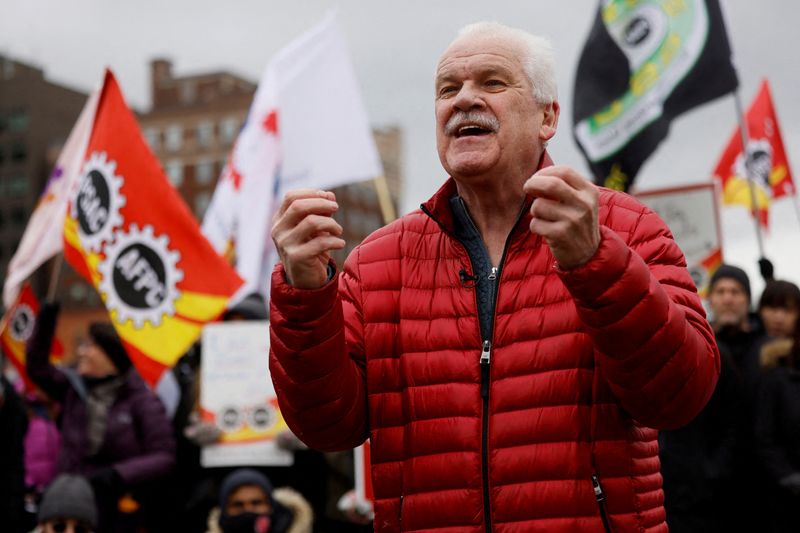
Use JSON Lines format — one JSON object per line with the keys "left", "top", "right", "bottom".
{"left": 3, "top": 0, "right": 799, "bottom": 296}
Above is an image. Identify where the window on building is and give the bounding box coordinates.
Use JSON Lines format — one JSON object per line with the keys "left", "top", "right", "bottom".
{"left": 194, "top": 191, "right": 212, "bottom": 218}
{"left": 8, "top": 110, "right": 29, "bottom": 132}
{"left": 143, "top": 128, "right": 160, "bottom": 150}
{"left": 196, "top": 121, "right": 214, "bottom": 148}
{"left": 165, "top": 125, "right": 182, "bottom": 152}
{"left": 11, "top": 142, "right": 26, "bottom": 162}
{"left": 195, "top": 159, "right": 215, "bottom": 185}
{"left": 165, "top": 160, "right": 184, "bottom": 187}
{"left": 8, "top": 175, "right": 28, "bottom": 196}
{"left": 220, "top": 117, "right": 239, "bottom": 145}
{"left": 180, "top": 81, "right": 197, "bottom": 105}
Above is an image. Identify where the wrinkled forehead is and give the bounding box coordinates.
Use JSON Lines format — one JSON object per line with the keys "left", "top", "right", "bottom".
{"left": 436, "top": 33, "right": 526, "bottom": 77}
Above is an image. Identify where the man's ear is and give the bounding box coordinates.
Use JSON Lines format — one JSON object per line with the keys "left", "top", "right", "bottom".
{"left": 539, "top": 100, "right": 560, "bottom": 142}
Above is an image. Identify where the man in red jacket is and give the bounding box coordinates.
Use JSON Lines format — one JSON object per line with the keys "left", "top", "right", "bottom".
{"left": 269, "top": 21, "right": 720, "bottom": 533}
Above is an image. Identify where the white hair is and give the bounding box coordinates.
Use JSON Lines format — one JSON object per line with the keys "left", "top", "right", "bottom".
{"left": 455, "top": 21, "right": 557, "bottom": 105}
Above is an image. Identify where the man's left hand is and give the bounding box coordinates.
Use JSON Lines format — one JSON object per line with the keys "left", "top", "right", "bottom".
{"left": 523, "top": 165, "right": 600, "bottom": 270}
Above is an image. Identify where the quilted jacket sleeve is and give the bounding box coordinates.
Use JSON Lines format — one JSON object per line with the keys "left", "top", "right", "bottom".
{"left": 558, "top": 196, "right": 720, "bottom": 430}
{"left": 269, "top": 261, "right": 368, "bottom": 451}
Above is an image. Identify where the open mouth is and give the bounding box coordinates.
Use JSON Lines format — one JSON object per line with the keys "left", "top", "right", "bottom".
{"left": 455, "top": 124, "right": 493, "bottom": 138}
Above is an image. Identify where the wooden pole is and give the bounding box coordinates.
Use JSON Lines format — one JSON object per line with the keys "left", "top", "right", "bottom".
{"left": 46, "top": 253, "right": 64, "bottom": 303}
{"left": 373, "top": 175, "right": 397, "bottom": 225}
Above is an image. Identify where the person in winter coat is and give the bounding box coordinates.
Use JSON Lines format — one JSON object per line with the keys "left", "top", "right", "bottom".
{"left": 26, "top": 302, "right": 175, "bottom": 532}
{"left": 23, "top": 386, "right": 62, "bottom": 500}
{"left": 708, "top": 264, "right": 768, "bottom": 385}
{"left": 269, "top": 21, "right": 720, "bottom": 532}
{"left": 206, "top": 468, "right": 312, "bottom": 533}
{"left": 756, "top": 280, "right": 800, "bottom": 532}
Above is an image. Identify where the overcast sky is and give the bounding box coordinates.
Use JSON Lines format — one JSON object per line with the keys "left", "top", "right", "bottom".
{"left": 2, "top": 0, "right": 799, "bottom": 297}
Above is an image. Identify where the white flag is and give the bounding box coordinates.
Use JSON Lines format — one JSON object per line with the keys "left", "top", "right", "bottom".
{"left": 202, "top": 11, "right": 383, "bottom": 299}
{"left": 3, "top": 86, "right": 100, "bottom": 309}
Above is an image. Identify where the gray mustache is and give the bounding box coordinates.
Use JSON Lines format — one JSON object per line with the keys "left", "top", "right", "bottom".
{"left": 444, "top": 111, "right": 500, "bottom": 136}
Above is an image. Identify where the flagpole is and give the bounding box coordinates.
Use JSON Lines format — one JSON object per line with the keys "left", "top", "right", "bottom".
{"left": 732, "top": 90, "right": 767, "bottom": 259}
{"left": 373, "top": 175, "right": 397, "bottom": 225}
{"left": 46, "top": 253, "right": 64, "bottom": 303}
{"left": 789, "top": 188, "right": 800, "bottom": 231}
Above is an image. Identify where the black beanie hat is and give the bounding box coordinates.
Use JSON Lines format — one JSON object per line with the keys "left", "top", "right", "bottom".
{"left": 88, "top": 322, "right": 131, "bottom": 372}
{"left": 38, "top": 474, "right": 98, "bottom": 527}
{"left": 219, "top": 468, "right": 274, "bottom": 511}
{"left": 709, "top": 264, "right": 752, "bottom": 302}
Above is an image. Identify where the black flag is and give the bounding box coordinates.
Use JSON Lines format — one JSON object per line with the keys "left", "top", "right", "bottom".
{"left": 572, "top": 0, "right": 738, "bottom": 191}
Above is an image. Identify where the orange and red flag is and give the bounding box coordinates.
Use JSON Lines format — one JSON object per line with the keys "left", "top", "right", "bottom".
{"left": 1, "top": 284, "right": 63, "bottom": 391}
{"left": 713, "top": 79, "right": 795, "bottom": 228}
{"left": 63, "top": 71, "right": 243, "bottom": 385}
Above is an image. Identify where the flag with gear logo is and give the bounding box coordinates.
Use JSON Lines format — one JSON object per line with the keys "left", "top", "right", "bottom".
{"left": 1, "top": 283, "right": 64, "bottom": 391}
{"left": 712, "top": 79, "right": 795, "bottom": 228}
{"left": 63, "top": 70, "right": 244, "bottom": 385}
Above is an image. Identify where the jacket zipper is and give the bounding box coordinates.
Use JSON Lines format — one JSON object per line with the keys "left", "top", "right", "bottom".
{"left": 592, "top": 474, "right": 612, "bottom": 533}
{"left": 421, "top": 201, "right": 526, "bottom": 533}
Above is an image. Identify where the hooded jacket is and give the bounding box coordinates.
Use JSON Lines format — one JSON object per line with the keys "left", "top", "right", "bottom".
{"left": 269, "top": 155, "right": 720, "bottom": 532}
{"left": 205, "top": 487, "right": 313, "bottom": 533}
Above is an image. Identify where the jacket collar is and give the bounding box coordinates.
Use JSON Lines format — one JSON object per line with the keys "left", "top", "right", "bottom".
{"left": 420, "top": 150, "right": 554, "bottom": 235}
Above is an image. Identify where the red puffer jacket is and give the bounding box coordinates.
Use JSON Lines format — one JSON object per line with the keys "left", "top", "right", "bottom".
{"left": 270, "top": 161, "right": 719, "bottom": 532}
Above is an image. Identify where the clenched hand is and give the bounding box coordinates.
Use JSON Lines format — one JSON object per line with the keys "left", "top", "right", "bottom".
{"left": 523, "top": 165, "right": 600, "bottom": 270}
{"left": 271, "top": 189, "right": 346, "bottom": 289}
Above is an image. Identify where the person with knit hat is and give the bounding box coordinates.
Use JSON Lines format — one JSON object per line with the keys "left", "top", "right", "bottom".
{"left": 25, "top": 303, "right": 175, "bottom": 532}
{"left": 707, "top": 263, "right": 767, "bottom": 382}
{"left": 690, "top": 263, "right": 770, "bottom": 529}
{"left": 33, "top": 474, "right": 97, "bottom": 533}
{"left": 205, "top": 468, "right": 312, "bottom": 533}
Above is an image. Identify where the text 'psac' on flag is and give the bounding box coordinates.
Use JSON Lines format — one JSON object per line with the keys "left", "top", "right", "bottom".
{"left": 63, "top": 70, "right": 243, "bottom": 385}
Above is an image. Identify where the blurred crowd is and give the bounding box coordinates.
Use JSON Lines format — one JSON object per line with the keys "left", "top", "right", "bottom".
{"left": 1, "top": 294, "right": 372, "bottom": 533}
{"left": 2, "top": 264, "right": 800, "bottom": 532}
{"left": 660, "top": 264, "right": 800, "bottom": 532}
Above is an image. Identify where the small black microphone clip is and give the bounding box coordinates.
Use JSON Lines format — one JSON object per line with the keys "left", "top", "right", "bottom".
{"left": 459, "top": 268, "right": 479, "bottom": 288}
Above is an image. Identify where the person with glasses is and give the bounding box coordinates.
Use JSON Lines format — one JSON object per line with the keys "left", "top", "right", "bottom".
{"left": 33, "top": 474, "right": 96, "bottom": 533}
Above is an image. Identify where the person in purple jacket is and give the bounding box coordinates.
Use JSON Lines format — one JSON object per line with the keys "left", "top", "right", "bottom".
{"left": 26, "top": 302, "right": 175, "bottom": 532}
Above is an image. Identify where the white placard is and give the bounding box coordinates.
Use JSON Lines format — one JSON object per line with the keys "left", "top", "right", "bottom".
{"left": 200, "top": 321, "right": 292, "bottom": 467}
{"left": 636, "top": 182, "right": 722, "bottom": 294}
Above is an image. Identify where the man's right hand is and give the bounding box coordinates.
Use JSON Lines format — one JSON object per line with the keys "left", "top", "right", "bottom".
{"left": 271, "top": 189, "right": 346, "bottom": 289}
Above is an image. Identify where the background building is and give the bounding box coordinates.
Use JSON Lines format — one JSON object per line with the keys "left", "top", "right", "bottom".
{"left": 138, "top": 58, "right": 404, "bottom": 266}
{"left": 2, "top": 57, "right": 403, "bottom": 357}
{"left": 0, "top": 55, "right": 87, "bottom": 306}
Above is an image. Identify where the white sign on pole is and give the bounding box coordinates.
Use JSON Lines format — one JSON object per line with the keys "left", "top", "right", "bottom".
{"left": 200, "top": 321, "right": 292, "bottom": 467}
{"left": 636, "top": 182, "right": 723, "bottom": 295}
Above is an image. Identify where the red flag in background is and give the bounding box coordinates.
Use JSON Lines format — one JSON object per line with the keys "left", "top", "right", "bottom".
{"left": 63, "top": 71, "right": 243, "bottom": 385}
{"left": 713, "top": 79, "right": 795, "bottom": 227}
{"left": 1, "top": 284, "right": 64, "bottom": 391}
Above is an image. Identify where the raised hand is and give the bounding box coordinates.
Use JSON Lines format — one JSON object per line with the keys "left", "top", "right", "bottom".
{"left": 271, "top": 189, "right": 346, "bottom": 289}
{"left": 523, "top": 165, "right": 600, "bottom": 270}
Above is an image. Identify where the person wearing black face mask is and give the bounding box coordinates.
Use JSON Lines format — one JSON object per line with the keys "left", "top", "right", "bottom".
{"left": 206, "top": 469, "right": 312, "bottom": 533}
